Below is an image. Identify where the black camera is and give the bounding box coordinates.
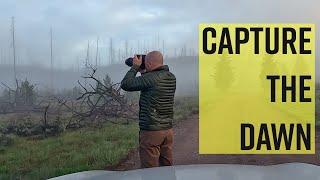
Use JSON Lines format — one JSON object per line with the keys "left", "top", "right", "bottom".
{"left": 125, "top": 54, "right": 146, "bottom": 69}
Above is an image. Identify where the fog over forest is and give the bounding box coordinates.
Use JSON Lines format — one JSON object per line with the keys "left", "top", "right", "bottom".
{"left": 0, "top": 0, "right": 319, "bottom": 95}
{"left": 0, "top": 56, "right": 199, "bottom": 96}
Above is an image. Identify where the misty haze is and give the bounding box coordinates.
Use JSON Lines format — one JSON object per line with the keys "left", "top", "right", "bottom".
{"left": 0, "top": 0, "right": 319, "bottom": 179}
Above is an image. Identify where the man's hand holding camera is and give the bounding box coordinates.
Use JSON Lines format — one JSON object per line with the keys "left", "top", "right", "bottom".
{"left": 133, "top": 55, "right": 142, "bottom": 66}
{"left": 133, "top": 55, "right": 146, "bottom": 74}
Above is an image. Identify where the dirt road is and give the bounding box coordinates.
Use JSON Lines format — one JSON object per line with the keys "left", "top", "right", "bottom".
{"left": 110, "top": 114, "right": 320, "bottom": 170}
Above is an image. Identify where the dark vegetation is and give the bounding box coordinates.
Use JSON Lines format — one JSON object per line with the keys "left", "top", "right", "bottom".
{"left": 0, "top": 66, "right": 136, "bottom": 137}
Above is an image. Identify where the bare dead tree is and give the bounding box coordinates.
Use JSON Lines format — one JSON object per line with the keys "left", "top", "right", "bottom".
{"left": 50, "top": 27, "right": 54, "bottom": 92}
{"left": 109, "top": 38, "right": 113, "bottom": 64}
{"left": 51, "top": 65, "right": 137, "bottom": 128}
{"left": 125, "top": 40, "right": 128, "bottom": 57}
{"left": 11, "top": 17, "right": 17, "bottom": 83}
{"left": 95, "top": 37, "right": 99, "bottom": 68}
{"left": 11, "top": 17, "right": 19, "bottom": 107}
{"left": 162, "top": 40, "right": 165, "bottom": 56}
{"left": 43, "top": 104, "right": 50, "bottom": 137}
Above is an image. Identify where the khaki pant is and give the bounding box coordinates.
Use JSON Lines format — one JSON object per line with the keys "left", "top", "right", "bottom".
{"left": 139, "top": 128, "right": 173, "bottom": 168}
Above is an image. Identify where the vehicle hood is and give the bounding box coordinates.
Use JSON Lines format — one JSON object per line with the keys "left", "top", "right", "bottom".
{"left": 49, "top": 163, "right": 320, "bottom": 180}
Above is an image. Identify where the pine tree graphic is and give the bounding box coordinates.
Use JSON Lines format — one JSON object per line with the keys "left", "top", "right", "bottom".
{"left": 213, "top": 53, "right": 235, "bottom": 92}
{"left": 259, "top": 54, "right": 279, "bottom": 90}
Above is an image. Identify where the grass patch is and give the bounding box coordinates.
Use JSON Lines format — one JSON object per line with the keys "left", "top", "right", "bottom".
{"left": 174, "top": 96, "right": 199, "bottom": 123}
{"left": 0, "top": 96, "right": 199, "bottom": 179}
{"left": 0, "top": 122, "right": 138, "bottom": 179}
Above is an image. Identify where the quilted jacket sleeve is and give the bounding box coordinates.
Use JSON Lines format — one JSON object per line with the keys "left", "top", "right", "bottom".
{"left": 120, "top": 65, "right": 157, "bottom": 91}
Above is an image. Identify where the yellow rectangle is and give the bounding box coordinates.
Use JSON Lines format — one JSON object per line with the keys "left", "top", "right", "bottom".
{"left": 199, "top": 24, "right": 315, "bottom": 154}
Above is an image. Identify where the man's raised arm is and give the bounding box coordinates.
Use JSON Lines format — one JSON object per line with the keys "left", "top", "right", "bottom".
{"left": 120, "top": 55, "right": 155, "bottom": 91}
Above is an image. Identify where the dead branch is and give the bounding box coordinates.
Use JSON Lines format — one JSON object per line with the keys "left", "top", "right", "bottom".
{"left": 52, "top": 66, "right": 137, "bottom": 127}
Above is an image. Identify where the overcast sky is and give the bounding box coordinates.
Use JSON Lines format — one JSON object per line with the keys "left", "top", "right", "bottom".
{"left": 0, "top": 0, "right": 318, "bottom": 69}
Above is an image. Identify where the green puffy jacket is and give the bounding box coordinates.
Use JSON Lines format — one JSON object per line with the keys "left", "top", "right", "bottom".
{"left": 121, "top": 64, "right": 176, "bottom": 131}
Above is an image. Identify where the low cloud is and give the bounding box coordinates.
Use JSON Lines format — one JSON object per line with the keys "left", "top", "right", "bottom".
{"left": 0, "top": 0, "right": 318, "bottom": 68}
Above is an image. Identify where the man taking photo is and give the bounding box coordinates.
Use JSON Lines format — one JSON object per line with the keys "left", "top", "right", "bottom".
{"left": 121, "top": 51, "right": 176, "bottom": 168}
